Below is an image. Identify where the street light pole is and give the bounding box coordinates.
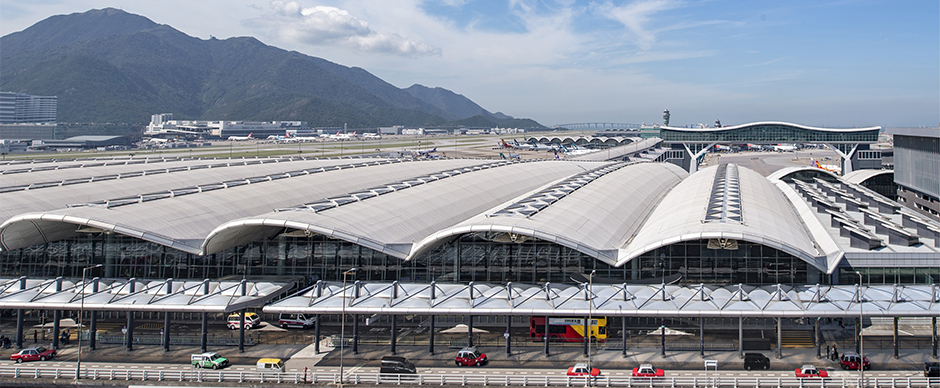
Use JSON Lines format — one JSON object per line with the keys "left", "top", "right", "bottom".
{"left": 857, "top": 271, "right": 864, "bottom": 387}
{"left": 76, "top": 264, "right": 102, "bottom": 380}
{"left": 588, "top": 270, "right": 595, "bottom": 372}
{"left": 340, "top": 268, "right": 357, "bottom": 385}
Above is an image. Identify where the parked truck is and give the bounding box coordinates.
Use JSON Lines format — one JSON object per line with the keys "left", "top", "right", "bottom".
{"left": 191, "top": 352, "right": 228, "bottom": 369}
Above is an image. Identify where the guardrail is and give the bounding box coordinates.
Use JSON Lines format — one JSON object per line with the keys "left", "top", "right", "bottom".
{"left": 0, "top": 367, "right": 936, "bottom": 387}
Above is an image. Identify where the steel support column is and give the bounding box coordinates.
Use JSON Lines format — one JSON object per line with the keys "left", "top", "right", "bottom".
{"left": 739, "top": 317, "right": 744, "bottom": 358}
{"left": 700, "top": 318, "right": 705, "bottom": 356}
{"left": 89, "top": 311, "right": 97, "bottom": 350}
{"left": 661, "top": 318, "right": 666, "bottom": 356}
{"left": 314, "top": 314, "right": 321, "bottom": 354}
{"left": 583, "top": 316, "right": 590, "bottom": 357}
{"left": 776, "top": 317, "right": 782, "bottom": 359}
{"left": 543, "top": 315, "right": 550, "bottom": 356}
{"left": 238, "top": 310, "right": 245, "bottom": 353}
{"left": 15, "top": 309, "right": 23, "bottom": 349}
{"left": 200, "top": 313, "right": 207, "bottom": 352}
{"left": 163, "top": 313, "right": 170, "bottom": 352}
{"left": 391, "top": 315, "right": 397, "bottom": 355}
{"left": 505, "top": 317, "right": 511, "bottom": 356}
{"left": 815, "top": 318, "right": 821, "bottom": 359}
{"left": 125, "top": 311, "right": 133, "bottom": 351}
{"left": 53, "top": 310, "right": 61, "bottom": 349}
{"left": 467, "top": 315, "right": 473, "bottom": 347}
{"left": 893, "top": 317, "right": 899, "bottom": 359}
{"left": 933, "top": 317, "right": 938, "bottom": 358}
{"left": 855, "top": 317, "right": 861, "bottom": 354}
{"left": 353, "top": 314, "right": 360, "bottom": 355}
{"left": 428, "top": 315, "right": 434, "bottom": 355}
{"left": 622, "top": 318, "right": 628, "bottom": 357}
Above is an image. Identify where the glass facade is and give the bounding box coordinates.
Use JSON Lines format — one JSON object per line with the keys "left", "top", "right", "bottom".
{"left": 839, "top": 266, "right": 940, "bottom": 285}
{"left": 0, "top": 231, "right": 850, "bottom": 286}
{"left": 661, "top": 124, "right": 879, "bottom": 143}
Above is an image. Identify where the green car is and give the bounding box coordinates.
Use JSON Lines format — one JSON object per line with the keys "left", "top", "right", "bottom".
{"left": 191, "top": 352, "right": 229, "bottom": 369}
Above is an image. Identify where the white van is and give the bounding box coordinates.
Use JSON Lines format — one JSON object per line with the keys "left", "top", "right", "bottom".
{"left": 227, "top": 312, "right": 261, "bottom": 330}
{"left": 278, "top": 313, "right": 316, "bottom": 329}
{"left": 257, "top": 358, "right": 285, "bottom": 372}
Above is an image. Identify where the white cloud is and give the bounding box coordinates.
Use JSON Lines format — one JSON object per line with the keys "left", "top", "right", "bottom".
{"left": 595, "top": 0, "right": 682, "bottom": 51}
{"left": 251, "top": 1, "right": 441, "bottom": 56}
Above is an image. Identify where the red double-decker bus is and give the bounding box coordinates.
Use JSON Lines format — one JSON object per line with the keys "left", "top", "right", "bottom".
{"left": 529, "top": 316, "right": 608, "bottom": 342}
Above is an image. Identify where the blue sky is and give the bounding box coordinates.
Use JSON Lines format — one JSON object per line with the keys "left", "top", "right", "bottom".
{"left": 1, "top": 0, "right": 937, "bottom": 127}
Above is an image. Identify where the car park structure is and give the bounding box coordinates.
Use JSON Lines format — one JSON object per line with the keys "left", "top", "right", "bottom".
{"left": 0, "top": 128, "right": 937, "bottom": 362}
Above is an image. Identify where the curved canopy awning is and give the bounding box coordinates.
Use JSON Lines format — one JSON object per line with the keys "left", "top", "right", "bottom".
{"left": 264, "top": 280, "right": 939, "bottom": 318}
{"left": 0, "top": 277, "right": 294, "bottom": 313}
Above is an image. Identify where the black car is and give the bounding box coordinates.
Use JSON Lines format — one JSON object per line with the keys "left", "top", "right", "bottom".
{"left": 743, "top": 353, "right": 770, "bottom": 371}
{"left": 926, "top": 362, "right": 940, "bottom": 378}
{"left": 380, "top": 356, "right": 416, "bottom": 375}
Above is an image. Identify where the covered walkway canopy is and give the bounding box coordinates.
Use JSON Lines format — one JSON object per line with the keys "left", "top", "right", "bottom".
{"left": 0, "top": 277, "right": 294, "bottom": 313}
{"left": 264, "top": 280, "right": 939, "bottom": 318}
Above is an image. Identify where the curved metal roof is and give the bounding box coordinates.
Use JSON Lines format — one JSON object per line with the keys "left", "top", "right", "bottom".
{"left": 201, "top": 160, "right": 609, "bottom": 257}
{"left": 409, "top": 163, "right": 688, "bottom": 264}
{"left": 767, "top": 166, "right": 841, "bottom": 182}
{"left": 843, "top": 169, "right": 894, "bottom": 186}
{"left": 0, "top": 158, "right": 494, "bottom": 253}
{"left": 619, "top": 164, "right": 823, "bottom": 270}
{"left": 662, "top": 122, "right": 881, "bottom": 133}
{"left": 265, "top": 280, "right": 939, "bottom": 318}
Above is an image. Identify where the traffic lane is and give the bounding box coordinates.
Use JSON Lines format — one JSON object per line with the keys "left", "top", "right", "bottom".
{"left": 0, "top": 360, "right": 922, "bottom": 379}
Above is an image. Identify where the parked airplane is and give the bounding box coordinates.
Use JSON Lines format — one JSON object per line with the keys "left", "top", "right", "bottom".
{"left": 227, "top": 132, "right": 253, "bottom": 141}
{"left": 417, "top": 147, "right": 438, "bottom": 156}
{"left": 146, "top": 138, "right": 172, "bottom": 143}
{"left": 513, "top": 139, "right": 554, "bottom": 151}
{"left": 561, "top": 144, "right": 594, "bottom": 156}
{"left": 498, "top": 139, "right": 515, "bottom": 148}
{"left": 813, "top": 160, "right": 841, "bottom": 174}
{"left": 771, "top": 143, "right": 797, "bottom": 152}
{"left": 363, "top": 133, "right": 381, "bottom": 139}
{"left": 500, "top": 152, "right": 520, "bottom": 159}
{"left": 330, "top": 131, "right": 357, "bottom": 140}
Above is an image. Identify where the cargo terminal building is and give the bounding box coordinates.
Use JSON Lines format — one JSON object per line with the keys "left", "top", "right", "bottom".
{"left": 0, "top": 125, "right": 937, "bottom": 355}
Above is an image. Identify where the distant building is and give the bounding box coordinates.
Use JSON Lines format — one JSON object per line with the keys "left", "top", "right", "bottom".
{"left": 0, "top": 92, "right": 57, "bottom": 124}
{"left": 889, "top": 127, "right": 940, "bottom": 221}
{"left": 143, "top": 113, "right": 308, "bottom": 139}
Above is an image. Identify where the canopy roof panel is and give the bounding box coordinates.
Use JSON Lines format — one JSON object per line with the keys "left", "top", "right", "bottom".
{"left": 0, "top": 277, "right": 293, "bottom": 312}
{"left": 264, "top": 281, "right": 939, "bottom": 318}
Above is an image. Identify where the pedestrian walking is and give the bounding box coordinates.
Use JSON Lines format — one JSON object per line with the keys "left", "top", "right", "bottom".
{"left": 826, "top": 345, "right": 831, "bottom": 359}
{"left": 32, "top": 330, "right": 37, "bottom": 343}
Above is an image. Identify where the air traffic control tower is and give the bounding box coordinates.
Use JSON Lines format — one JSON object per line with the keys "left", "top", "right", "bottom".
{"left": 660, "top": 121, "right": 881, "bottom": 174}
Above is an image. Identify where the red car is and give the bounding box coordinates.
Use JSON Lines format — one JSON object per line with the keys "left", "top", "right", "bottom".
{"left": 567, "top": 363, "right": 601, "bottom": 377}
{"left": 632, "top": 364, "right": 665, "bottom": 377}
{"left": 795, "top": 365, "right": 828, "bottom": 378}
{"left": 840, "top": 352, "right": 870, "bottom": 370}
{"left": 11, "top": 346, "right": 56, "bottom": 363}
{"left": 454, "top": 346, "right": 487, "bottom": 367}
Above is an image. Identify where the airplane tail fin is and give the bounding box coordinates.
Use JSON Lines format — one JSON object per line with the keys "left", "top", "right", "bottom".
{"left": 248, "top": 132, "right": 253, "bottom": 138}
{"left": 500, "top": 153, "right": 506, "bottom": 159}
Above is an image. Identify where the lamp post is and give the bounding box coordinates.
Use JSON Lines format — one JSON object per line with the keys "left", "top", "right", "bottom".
{"left": 76, "top": 264, "right": 102, "bottom": 380}
{"left": 340, "top": 268, "right": 357, "bottom": 385}
{"left": 856, "top": 271, "right": 864, "bottom": 387}
{"left": 588, "top": 269, "right": 595, "bottom": 373}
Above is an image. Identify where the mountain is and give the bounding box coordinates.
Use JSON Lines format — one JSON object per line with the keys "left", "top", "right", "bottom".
{"left": 0, "top": 8, "right": 543, "bottom": 128}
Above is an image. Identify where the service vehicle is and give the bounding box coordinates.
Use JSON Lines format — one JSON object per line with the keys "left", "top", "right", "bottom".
{"left": 743, "top": 353, "right": 770, "bottom": 370}
{"left": 925, "top": 362, "right": 939, "bottom": 378}
{"left": 380, "top": 356, "right": 416, "bottom": 375}
{"left": 10, "top": 346, "right": 55, "bottom": 363}
{"left": 257, "top": 358, "right": 285, "bottom": 372}
{"left": 566, "top": 363, "right": 601, "bottom": 377}
{"left": 191, "top": 352, "right": 229, "bottom": 369}
{"left": 632, "top": 364, "right": 665, "bottom": 377}
{"left": 279, "top": 313, "right": 316, "bottom": 329}
{"left": 454, "top": 346, "right": 487, "bottom": 367}
{"left": 530, "top": 316, "right": 608, "bottom": 342}
{"left": 795, "top": 365, "right": 828, "bottom": 378}
{"left": 227, "top": 312, "right": 261, "bottom": 330}
{"left": 839, "top": 351, "right": 870, "bottom": 370}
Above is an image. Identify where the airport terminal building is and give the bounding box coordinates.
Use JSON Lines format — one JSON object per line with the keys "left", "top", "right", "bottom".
{"left": 0, "top": 122, "right": 938, "bottom": 356}
{"left": 1, "top": 152, "right": 938, "bottom": 288}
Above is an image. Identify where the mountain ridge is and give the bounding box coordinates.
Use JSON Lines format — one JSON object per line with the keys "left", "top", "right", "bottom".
{"left": 0, "top": 8, "right": 543, "bottom": 128}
